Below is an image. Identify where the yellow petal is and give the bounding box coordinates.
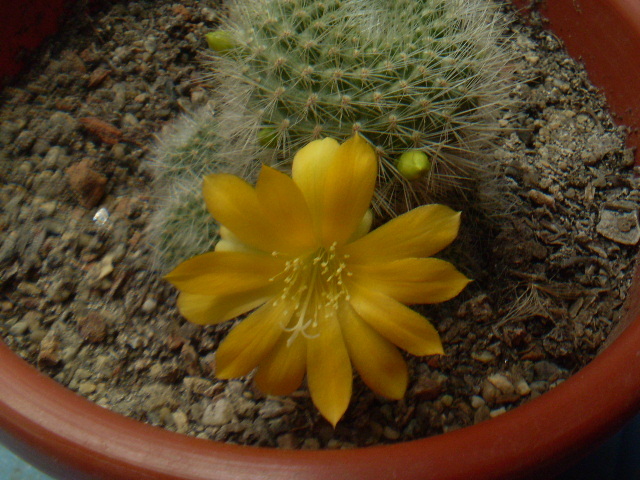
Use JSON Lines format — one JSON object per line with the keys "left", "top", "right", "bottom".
{"left": 255, "top": 165, "right": 317, "bottom": 251}
{"left": 347, "top": 209, "right": 373, "bottom": 242}
{"left": 320, "top": 134, "right": 378, "bottom": 246}
{"left": 344, "top": 205, "right": 461, "bottom": 263}
{"left": 350, "top": 258, "right": 471, "bottom": 305}
{"left": 254, "top": 331, "right": 307, "bottom": 396}
{"left": 203, "top": 174, "right": 293, "bottom": 253}
{"left": 176, "top": 287, "right": 274, "bottom": 325}
{"left": 215, "top": 301, "right": 292, "bottom": 379}
{"left": 214, "top": 226, "right": 260, "bottom": 253}
{"left": 164, "top": 251, "right": 284, "bottom": 296}
{"left": 340, "top": 303, "right": 408, "bottom": 399}
{"left": 348, "top": 284, "right": 444, "bottom": 356}
{"left": 306, "top": 310, "right": 353, "bottom": 427}
{"left": 291, "top": 138, "right": 340, "bottom": 228}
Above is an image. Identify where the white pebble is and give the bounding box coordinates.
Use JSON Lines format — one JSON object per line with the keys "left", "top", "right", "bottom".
{"left": 490, "top": 407, "right": 507, "bottom": 418}
{"left": 202, "top": 398, "right": 236, "bottom": 426}
{"left": 141, "top": 297, "right": 157, "bottom": 313}
{"left": 93, "top": 207, "right": 110, "bottom": 226}
{"left": 487, "top": 373, "right": 515, "bottom": 395}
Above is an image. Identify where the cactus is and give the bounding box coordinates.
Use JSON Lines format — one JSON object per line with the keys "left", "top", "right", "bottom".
{"left": 150, "top": 0, "right": 515, "bottom": 269}
{"left": 212, "top": 0, "right": 514, "bottom": 199}
{"left": 148, "top": 178, "right": 218, "bottom": 270}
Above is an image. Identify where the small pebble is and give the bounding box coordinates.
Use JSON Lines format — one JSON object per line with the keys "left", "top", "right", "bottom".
{"left": 410, "top": 376, "right": 444, "bottom": 400}
{"left": 38, "top": 200, "right": 58, "bottom": 216}
{"left": 144, "top": 36, "right": 158, "bottom": 54}
{"left": 183, "top": 377, "right": 214, "bottom": 395}
{"left": 159, "top": 407, "right": 175, "bottom": 427}
{"left": 489, "top": 407, "right": 507, "bottom": 418}
{"left": 534, "top": 361, "right": 562, "bottom": 382}
{"left": 471, "top": 351, "right": 496, "bottom": 364}
{"left": 596, "top": 210, "right": 640, "bottom": 245}
{"left": 77, "top": 312, "right": 108, "bottom": 343}
{"left": 141, "top": 297, "right": 157, "bottom": 313}
{"left": 474, "top": 405, "right": 491, "bottom": 424}
{"left": 515, "top": 379, "right": 532, "bottom": 396}
{"left": 78, "top": 382, "right": 97, "bottom": 395}
{"left": 9, "top": 320, "right": 30, "bottom": 335}
{"left": 17, "top": 281, "right": 42, "bottom": 296}
{"left": 528, "top": 189, "right": 555, "bottom": 207}
{"left": 440, "top": 394, "right": 454, "bottom": 407}
{"left": 110, "top": 143, "right": 127, "bottom": 160}
{"left": 202, "top": 398, "right": 236, "bottom": 426}
{"left": 470, "top": 396, "right": 486, "bottom": 409}
{"left": 66, "top": 158, "right": 107, "bottom": 208}
{"left": 93, "top": 207, "right": 110, "bottom": 226}
{"left": 173, "top": 411, "right": 189, "bottom": 434}
{"left": 73, "top": 368, "right": 93, "bottom": 381}
{"left": 38, "top": 331, "right": 61, "bottom": 367}
{"left": 487, "top": 373, "right": 515, "bottom": 395}
{"left": 481, "top": 381, "right": 500, "bottom": 404}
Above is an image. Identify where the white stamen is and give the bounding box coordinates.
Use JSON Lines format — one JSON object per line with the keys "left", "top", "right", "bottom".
{"left": 274, "top": 245, "right": 352, "bottom": 343}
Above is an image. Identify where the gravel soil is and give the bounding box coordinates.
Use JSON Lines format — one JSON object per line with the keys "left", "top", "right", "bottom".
{"left": 0, "top": 0, "right": 638, "bottom": 449}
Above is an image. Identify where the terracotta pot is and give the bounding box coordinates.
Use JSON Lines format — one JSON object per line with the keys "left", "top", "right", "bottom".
{"left": 1, "top": 1, "right": 639, "bottom": 479}
{"left": 0, "top": 0, "right": 71, "bottom": 83}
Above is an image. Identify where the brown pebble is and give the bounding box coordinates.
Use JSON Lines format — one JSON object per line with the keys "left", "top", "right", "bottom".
{"left": 165, "top": 334, "right": 186, "bottom": 351}
{"left": 183, "top": 377, "right": 214, "bottom": 396}
{"left": 410, "top": 376, "right": 444, "bottom": 400}
{"left": 527, "top": 189, "right": 555, "bottom": 207}
{"left": 66, "top": 158, "right": 107, "bottom": 208}
{"left": 87, "top": 68, "right": 111, "bottom": 88}
{"left": 77, "top": 312, "right": 108, "bottom": 343}
{"left": 520, "top": 345, "right": 546, "bottom": 361}
{"left": 172, "top": 4, "right": 192, "bottom": 20}
{"left": 149, "top": 362, "right": 182, "bottom": 383}
{"left": 38, "top": 332, "right": 61, "bottom": 367}
{"left": 181, "top": 343, "right": 201, "bottom": 376}
{"left": 79, "top": 117, "right": 123, "bottom": 145}
{"left": 457, "top": 294, "right": 493, "bottom": 322}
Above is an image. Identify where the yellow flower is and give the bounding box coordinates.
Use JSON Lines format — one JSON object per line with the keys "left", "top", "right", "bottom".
{"left": 165, "top": 135, "right": 470, "bottom": 426}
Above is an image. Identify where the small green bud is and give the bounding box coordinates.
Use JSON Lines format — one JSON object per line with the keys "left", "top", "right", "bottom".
{"left": 206, "top": 31, "right": 235, "bottom": 53}
{"left": 396, "top": 150, "right": 432, "bottom": 180}
{"left": 257, "top": 127, "right": 279, "bottom": 147}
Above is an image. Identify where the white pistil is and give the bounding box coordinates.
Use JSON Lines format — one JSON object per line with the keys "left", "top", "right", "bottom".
{"left": 272, "top": 243, "right": 351, "bottom": 346}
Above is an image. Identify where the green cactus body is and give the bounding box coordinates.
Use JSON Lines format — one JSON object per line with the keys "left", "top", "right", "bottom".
{"left": 150, "top": 0, "right": 515, "bottom": 268}
{"left": 218, "top": 0, "right": 513, "bottom": 193}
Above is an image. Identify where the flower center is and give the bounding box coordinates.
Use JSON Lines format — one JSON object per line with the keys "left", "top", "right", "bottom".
{"left": 271, "top": 242, "right": 351, "bottom": 345}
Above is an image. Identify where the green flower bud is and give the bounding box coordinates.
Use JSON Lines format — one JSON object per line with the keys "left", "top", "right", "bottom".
{"left": 206, "top": 31, "right": 235, "bottom": 53}
{"left": 396, "top": 150, "right": 432, "bottom": 181}
{"left": 257, "top": 127, "right": 279, "bottom": 147}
